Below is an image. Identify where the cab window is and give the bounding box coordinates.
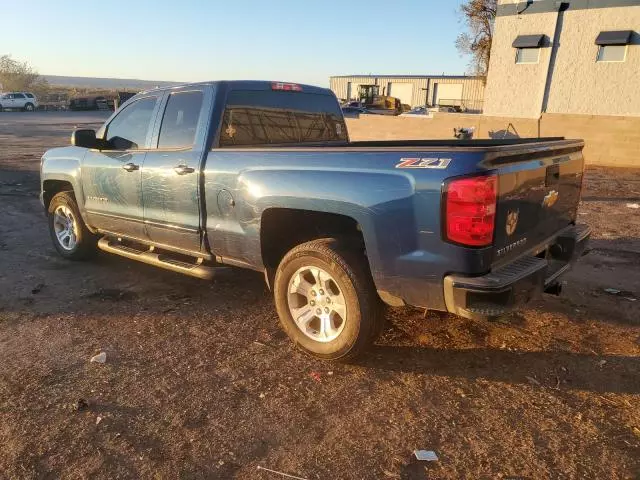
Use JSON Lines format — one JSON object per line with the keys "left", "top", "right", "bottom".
{"left": 158, "top": 91, "right": 204, "bottom": 149}
{"left": 219, "top": 90, "right": 347, "bottom": 147}
{"left": 105, "top": 97, "right": 158, "bottom": 150}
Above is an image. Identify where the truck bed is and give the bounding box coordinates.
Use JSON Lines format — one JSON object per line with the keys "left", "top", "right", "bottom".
{"left": 348, "top": 137, "right": 566, "bottom": 148}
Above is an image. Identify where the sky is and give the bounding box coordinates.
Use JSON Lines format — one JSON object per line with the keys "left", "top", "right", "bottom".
{"left": 1, "top": 0, "right": 470, "bottom": 87}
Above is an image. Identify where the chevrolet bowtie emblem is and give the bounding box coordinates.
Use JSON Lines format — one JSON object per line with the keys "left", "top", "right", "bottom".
{"left": 543, "top": 190, "right": 559, "bottom": 208}
{"left": 506, "top": 209, "right": 519, "bottom": 236}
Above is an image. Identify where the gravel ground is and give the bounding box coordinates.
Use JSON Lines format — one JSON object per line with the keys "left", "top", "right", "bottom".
{"left": 0, "top": 113, "right": 638, "bottom": 479}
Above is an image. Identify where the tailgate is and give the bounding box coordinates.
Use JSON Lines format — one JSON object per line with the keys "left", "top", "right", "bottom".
{"left": 490, "top": 141, "right": 585, "bottom": 264}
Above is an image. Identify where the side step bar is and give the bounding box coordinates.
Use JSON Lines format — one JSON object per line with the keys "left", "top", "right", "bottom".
{"left": 97, "top": 236, "right": 221, "bottom": 280}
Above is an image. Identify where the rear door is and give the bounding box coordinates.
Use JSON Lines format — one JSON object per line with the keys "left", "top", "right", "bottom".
{"left": 491, "top": 142, "right": 584, "bottom": 264}
{"left": 82, "top": 95, "right": 161, "bottom": 239}
{"left": 142, "top": 86, "right": 212, "bottom": 253}
{"left": 13, "top": 93, "right": 26, "bottom": 108}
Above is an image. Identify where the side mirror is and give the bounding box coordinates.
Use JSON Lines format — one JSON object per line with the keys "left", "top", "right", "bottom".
{"left": 71, "top": 129, "right": 99, "bottom": 149}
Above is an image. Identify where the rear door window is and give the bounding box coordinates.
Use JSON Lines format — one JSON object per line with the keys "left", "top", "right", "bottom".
{"left": 219, "top": 90, "right": 347, "bottom": 147}
{"left": 14, "top": 93, "right": 26, "bottom": 99}
{"left": 105, "top": 97, "right": 158, "bottom": 150}
{"left": 158, "top": 91, "right": 204, "bottom": 149}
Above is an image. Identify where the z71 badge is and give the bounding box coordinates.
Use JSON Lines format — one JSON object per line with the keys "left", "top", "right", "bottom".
{"left": 396, "top": 158, "right": 452, "bottom": 169}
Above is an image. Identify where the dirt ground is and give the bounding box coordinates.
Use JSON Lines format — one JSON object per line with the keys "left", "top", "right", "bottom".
{"left": 0, "top": 112, "right": 639, "bottom": 480}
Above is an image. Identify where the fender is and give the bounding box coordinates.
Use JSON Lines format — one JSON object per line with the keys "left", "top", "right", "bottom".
{"left": 40, "top": 146, "right": 94, "bottom": 231}
{"left": 206, "top": 166, "right": 418, "bottom": 293}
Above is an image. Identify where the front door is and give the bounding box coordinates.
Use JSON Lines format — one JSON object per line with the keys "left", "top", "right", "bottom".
{"left": 82, "top": 95, "right": 161, "bottom": 239}
{"left": 142, "top": 88, "right": 210, "bottom": 253}
{"left": 2, "top": 94, "right": 16, "bottom": 109}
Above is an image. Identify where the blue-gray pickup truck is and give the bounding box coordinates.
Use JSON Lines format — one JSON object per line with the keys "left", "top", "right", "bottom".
{"left": 40, "top": 80, "right": 590, "bottom": 360}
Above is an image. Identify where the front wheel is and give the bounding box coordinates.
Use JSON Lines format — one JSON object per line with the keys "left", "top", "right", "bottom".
{"left": 274, "top": 238, "right": 383, "bottom": 361}
{"left": 48, "top": 191, "right": 97, "bottom": 260}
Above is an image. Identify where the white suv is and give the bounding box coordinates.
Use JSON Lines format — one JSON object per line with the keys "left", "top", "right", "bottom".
{"left": 0, "top": 92, "right": 39, "bottom": 112}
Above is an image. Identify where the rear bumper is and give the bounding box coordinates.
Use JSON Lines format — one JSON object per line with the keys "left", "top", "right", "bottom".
{"left": 443, "top": 224, "right": 591, "bottom": 321}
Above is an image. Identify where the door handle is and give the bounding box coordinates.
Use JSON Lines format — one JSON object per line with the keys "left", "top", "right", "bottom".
{"left": 174, "top": 165, "right": 195, "bottom": 175}
{"left": 122, "top": 162, "right": 139, "bottom": 172}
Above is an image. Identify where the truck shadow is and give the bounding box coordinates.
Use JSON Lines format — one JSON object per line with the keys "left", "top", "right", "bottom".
{"left": 360, "top": 343, "right": 640, "bottom": 394}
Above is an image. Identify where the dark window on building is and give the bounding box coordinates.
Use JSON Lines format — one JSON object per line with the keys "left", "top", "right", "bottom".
{"left": 105, "top": 97, "right": 157, "bottom": 150}
{"left": 595, "top": 30, "right": 633, "bottom": 63}
{"left": 219, "top": 90, "right": 348, "bottom": 147}
{"left": 158, "top": 91, "right": 204, "bottom": 149}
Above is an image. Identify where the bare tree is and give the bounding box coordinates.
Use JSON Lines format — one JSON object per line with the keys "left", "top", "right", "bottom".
{"left": 0, "top": 55, "right": 48, "bottom": 94}
{"left": 456, "top": 0, "right": 497, "bottom": 76}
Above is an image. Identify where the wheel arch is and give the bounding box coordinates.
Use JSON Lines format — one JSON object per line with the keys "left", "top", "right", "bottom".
{"left": 260, "top": 208, "right": 366, "bottom": 287}
{"left": 41, "top": 172, "right": 95, "bottom": 233}
{"left": 42, "top": 179, "right": 75, "bottom": 210}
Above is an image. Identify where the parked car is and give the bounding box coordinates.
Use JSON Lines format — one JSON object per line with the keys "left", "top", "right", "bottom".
{"left": 0, "top": 92, "right": 38, "bottom": 111}
{"left": 40, "top": 80, "right": 590, "bottom": 360}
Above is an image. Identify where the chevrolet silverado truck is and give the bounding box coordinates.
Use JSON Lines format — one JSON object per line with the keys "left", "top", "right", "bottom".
{"left": 40, "top": 80, "right": 590, "bottom": 360}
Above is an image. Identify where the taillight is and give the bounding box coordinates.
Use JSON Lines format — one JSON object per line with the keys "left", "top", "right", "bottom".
{"left": 444, "top": 174, "right": 497, "bottom": 247}
{"left": 271, "top": 82, "right": 303, "bottom": 92}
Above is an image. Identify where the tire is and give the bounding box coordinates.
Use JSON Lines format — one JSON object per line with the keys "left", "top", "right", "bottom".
{"left": 47, "top": 191, "right": 97, "bottom": 260}
{"left": 24, "top": 103, "right": 35, "bottom": 112}
{"left": 274, "top": 238, "right": 383, "bottom": 361}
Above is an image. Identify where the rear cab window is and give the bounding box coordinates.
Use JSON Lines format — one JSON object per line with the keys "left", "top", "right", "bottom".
{"left": 219, "top": 88, "right": 347, "bottom": 147}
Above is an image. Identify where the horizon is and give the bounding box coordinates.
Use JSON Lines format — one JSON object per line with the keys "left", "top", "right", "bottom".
{"left": 3, "top": 0, "right": 470, "bottom": 88}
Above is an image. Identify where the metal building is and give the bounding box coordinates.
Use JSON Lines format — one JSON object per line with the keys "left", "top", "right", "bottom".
{"left": 330, "top": 75, "right": 486, "bottom": 112}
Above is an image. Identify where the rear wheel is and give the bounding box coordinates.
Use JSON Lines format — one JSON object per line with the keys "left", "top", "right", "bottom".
{"left": 48, "top": 191, "right": 97, "bottom": 260}
{"left": 24, "top": 103, "right": 35, "bottom": 112}
{"left": 274, "top": 238, "right": 382, "bottom": 361}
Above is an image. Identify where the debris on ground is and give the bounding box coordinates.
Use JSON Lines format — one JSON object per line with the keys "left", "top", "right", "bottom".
{"left": 74, "top": 398, "right": 89, "bottom": 411}
{"left": 31, "top": 283, "right": 45, "bottom": 294}
{"left": 256, "top": 465, "right": 309, "bottom": 480}
{"left": 626, "top": 203, "right": 640, "bottom": 209}
{"left": 414, "top": 450, "right": 439, "bottom": 462}
{"left": 598, "top": 359, "right": 607, "bottom": 367}
{"left": 633, "top": 427, "right": 640, "bottom": 440}
{"left": 90, "top": 352, "right": 107, "bottom": 364}
{"left": 526, "top": 376, "right": 541, "bottom": 386}
{"left": 309, "top": 371, "right": 322, "bottom": 383}
{"left": 603, "top": 288, "right": 635, "bottom": 300}
{"left": 95, "top": 415, "right": 103, "bottom": 425}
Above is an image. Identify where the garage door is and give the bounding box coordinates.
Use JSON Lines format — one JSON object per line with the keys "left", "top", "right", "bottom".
{"left": 388, "top": 83, "right": 414, "bottom": 106}
{"left": 347, "top": 83, "right": 361, "bottom": 101}
{"left": 433, "top": 83, "right": 463, "bottom": 107}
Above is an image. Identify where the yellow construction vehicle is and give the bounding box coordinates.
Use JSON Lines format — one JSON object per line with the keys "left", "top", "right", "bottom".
{"left": 358, "top": 85, "right": 402, "bottom": 115}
